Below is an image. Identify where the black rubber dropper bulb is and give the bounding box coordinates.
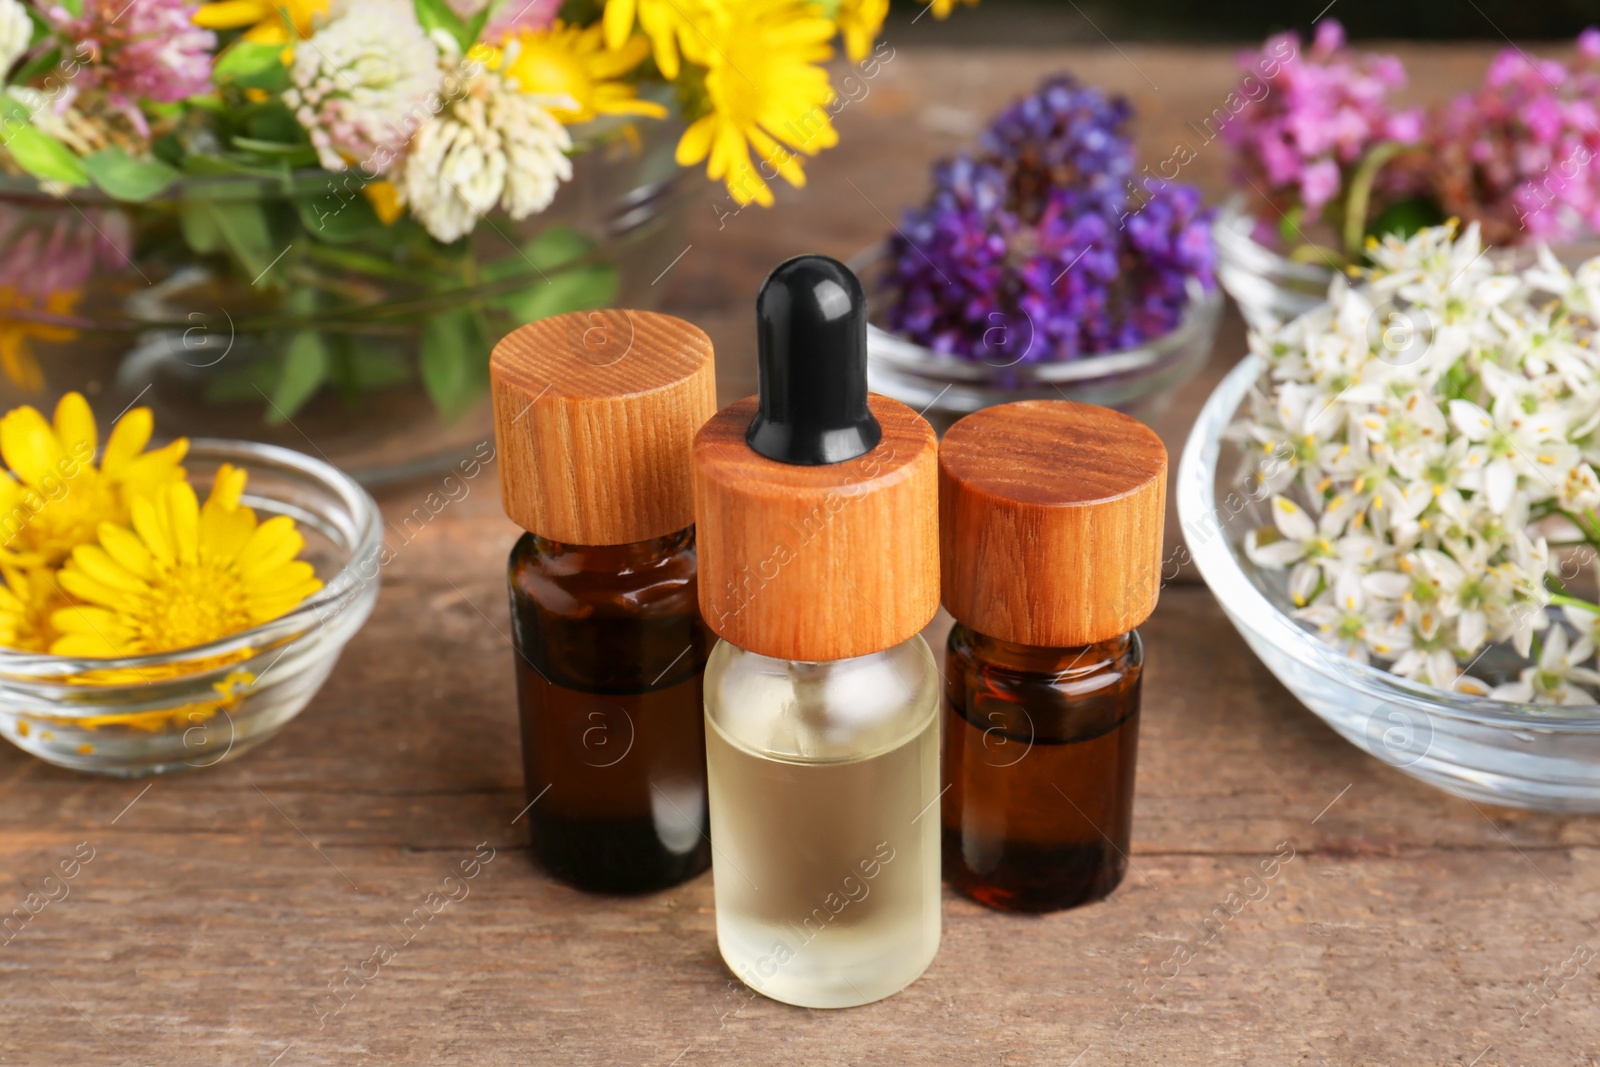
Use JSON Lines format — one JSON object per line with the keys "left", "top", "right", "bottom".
{"left": 747, "top": 254, "right": 883, "bottom": 466}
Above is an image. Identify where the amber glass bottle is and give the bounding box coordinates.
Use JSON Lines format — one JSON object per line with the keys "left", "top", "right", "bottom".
{"left": 508, "top": 529, "right": 712, "bottom": 892}
{"left": 491, "top": 309, "right": 718, "bottom": 894}
{"left": 938, "top": 400, "right": 1167, "bottom": 913}
{"left": 943, "top": 625, "right": 1142, "bottom": 910}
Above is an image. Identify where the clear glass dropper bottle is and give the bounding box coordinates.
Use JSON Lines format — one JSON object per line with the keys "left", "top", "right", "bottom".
{"left": 693, "top": 256, "right": 943, "bottom": 1008}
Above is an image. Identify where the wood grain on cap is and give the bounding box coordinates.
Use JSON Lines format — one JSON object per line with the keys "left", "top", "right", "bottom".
{"left": 491, "top": 310, "right": 717, "bottom": 544}
{"left": 940, "top": 400, "right": 1167, "bottom": 647}
{"left": 694, "top": 395, "right": 939, "bottom": 662}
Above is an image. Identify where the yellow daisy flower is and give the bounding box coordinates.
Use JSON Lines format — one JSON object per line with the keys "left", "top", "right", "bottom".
{"left": 192, "top": 0, "right": 327, "bottom": 44}
{"left": 0, "top": 565, "right": 65, "bottom": 653}
{"left": 835, "top": 0, "right": 888, "bottom": 63}
{"left": 929, "top": 0, "right": 979, "bottom": 17}
{"left": 674, "top": 0, "right": 840, "bottom": 207}
{"left": 0, "top": 393, "right": 187, "bottom": 567}
{"left": 494, "top": 21, "right": 668, "bottom": 125}
{"left": 51, "top": 464, "right": 322, "bottom": 658}
{"left": 601, "top": 0, "right": 709, "bottom": 80}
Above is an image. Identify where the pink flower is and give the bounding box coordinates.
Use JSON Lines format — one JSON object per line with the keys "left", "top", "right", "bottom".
{"left": 1430, "top": 31, "right": 1600, "bottom": 244}
{"left": 483, "top": 0, "right": 561, "bottom": 41}
{"left": 1223, "top": 19, "right": 1417, "bottom": 225}
{"left": 1301, "top": 158, "right": 1341, "bottom": 214}
{"left": 47, "top": 0, "right": 214, "bottom": 137}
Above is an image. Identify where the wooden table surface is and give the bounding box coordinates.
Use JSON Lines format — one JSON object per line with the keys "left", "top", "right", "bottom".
{"left": 6, "top": 43, "right": 1599, "bottom": 1067}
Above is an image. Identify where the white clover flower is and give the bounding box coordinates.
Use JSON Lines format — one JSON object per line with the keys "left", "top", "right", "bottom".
{"left": 0, "top": 0, "right": 29, "bottom": 80}
{"left": 284, "top": 0, "right": 442, "bottom": 171}
{"left": 1235, "top": 220, "right": 1600, "bottom": 705}
{"left": 399, "top": 62, "right": 572, "bottom": 243}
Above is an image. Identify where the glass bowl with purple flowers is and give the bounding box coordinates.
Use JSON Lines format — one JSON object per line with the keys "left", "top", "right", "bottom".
{"left": 859, "top": 75, "right": 1221, "bottom": 429}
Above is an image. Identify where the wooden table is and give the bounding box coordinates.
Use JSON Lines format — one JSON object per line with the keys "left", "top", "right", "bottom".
{"left": 6, "top": 43, "right": 1599, "bottom": 1067}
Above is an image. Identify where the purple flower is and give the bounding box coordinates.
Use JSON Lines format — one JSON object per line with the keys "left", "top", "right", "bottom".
{"left": 884, "top": 75, "right": 1214, "bottom": 364}
{"left": 48, "top": 0, "right": 214, "bottom": 136}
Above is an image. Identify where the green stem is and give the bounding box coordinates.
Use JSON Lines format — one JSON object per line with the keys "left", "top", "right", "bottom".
{"left": 1342, "top": 141, "right": 1408, "bottom": 261}
{"left": 1550, "top": 593, "right": 1600, "bottom": 615}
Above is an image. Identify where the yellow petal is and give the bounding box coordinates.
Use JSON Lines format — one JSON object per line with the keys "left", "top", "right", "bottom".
{"left": 238, "top": 516, "right": 304, "bottom": 579}
{"left": 101, "top": 407, "right": 153, "bottom": 476}
{"left": 68, "top": 544, "right": 150, "bottom": 595}
{"left": 206, "top": 464, "right": 248, "bottom": 512}
{"left": 676, "top": 115, "right": 717, "bottom": 168}
{"left": 192, "top": 0, "right": 271, "bottom": 29}
{"left": 166, "top": 483, "right": 201, "bottom": 564}
{"left": 99, "top": 522, "right": 155, "bottom": 580}
{"left": 603, "top": 0, "right": 639, "bottom": 52}
{"left": 129, "top": 494, "right": 174, "bottom": 565}
{"left": 52, "top": 392, "right": 97, "bottom": 465}
{"left": 1, "top": 406, "right": 63, "bottom": 486}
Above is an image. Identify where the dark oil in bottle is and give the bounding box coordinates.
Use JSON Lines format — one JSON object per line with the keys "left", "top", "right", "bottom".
{"left": 941, "top": 622, "right": 1142, "bottom": 912}
{"left": 508, "top": 528, "right": 713, "bottom": 893}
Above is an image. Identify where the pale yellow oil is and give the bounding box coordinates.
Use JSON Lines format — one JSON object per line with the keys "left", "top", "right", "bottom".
{"left": 703, "top": 637, "right": 942, "bottom": 1009}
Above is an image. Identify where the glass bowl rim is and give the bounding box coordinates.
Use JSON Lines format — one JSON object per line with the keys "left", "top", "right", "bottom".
{"left": 1212, "top": 193, "right": 1337, "bottom": 284}
{"left": 0, "top": 438, "right": 382, "bottom": 679}
{"left": 1177, "top": 350, "right": 1600, "bottom": 730}
{"left": 851, "top": 240, "right": 1223, "bottom": 385}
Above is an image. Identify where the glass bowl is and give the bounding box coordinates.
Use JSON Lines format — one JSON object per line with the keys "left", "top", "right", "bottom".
{"left": 0, "top": 441, "right": 382, "bottom": 777}
{"left": 1212, "top": 194, "right": 1335, "bottom": 334}
{"left": 1177, "top": 353, "right": 1600, "bottom": 812}
{"left": 853, "top": 243, "right": 1221, "bottom": 432}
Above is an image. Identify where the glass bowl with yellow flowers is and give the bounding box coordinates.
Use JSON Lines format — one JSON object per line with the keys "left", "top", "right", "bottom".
{"left": 0, "top": 394, "right": 381, "bottom": 776}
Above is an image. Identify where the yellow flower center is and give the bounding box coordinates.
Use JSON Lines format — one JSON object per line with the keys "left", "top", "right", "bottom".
{"left": 15, "top": 472, "right": 120, "bottom": 565}
{"left": 128, "top": 560, "right": 257, "bottom": 653}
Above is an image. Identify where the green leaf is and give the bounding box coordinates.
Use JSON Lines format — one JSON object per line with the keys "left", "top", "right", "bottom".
{"left": 294, "top": 183, "right": 383, "bottom": 243}
{"left": 82, "top": 147, "right": 179, "bottom": 201}
{"left": 232, "top": 136, "right": 319, "bottom": 167}
{"left": 1366, "top": 196, "right": 1446, "bottom": 244}
{"left": 213, "top": 41, "right": 292, "bottom": 92}
{"left": 344, "top": 345, "right": 412, "bottom": 390}
{"left": 269, "top": 331, "right": 329, "bottom": 422}
{"left": 1, "top": 114, "right": 88, "bottom": 186}
{"left": 213, "top": 200, "right": 281, "bottom": 281}
{"left": 241, "top": 104, "right": 304, "bottom": 145}
{"left": 179, "top": 200, "right": 223, "bottom": 253}
{"left": 493, "top": 264, "right": 619, "bottom": 325}
{"left": 412, "top": 0, "right": 469, "bottom": 49}
{"left": 419, "top": 307, "right": 487, "bottom": 419}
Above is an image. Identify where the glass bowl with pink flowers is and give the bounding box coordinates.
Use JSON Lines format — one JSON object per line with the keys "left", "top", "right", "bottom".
{"left": 1217, "top": 20, "right": 1600, "bottom": 333}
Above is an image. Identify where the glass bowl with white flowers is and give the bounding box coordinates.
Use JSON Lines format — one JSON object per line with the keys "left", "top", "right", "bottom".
{"left": 1178, "top": 221, "right": 1600, "bottom": 811}
{"left": 0, "top": 394, "right": 381, "bottom": 776}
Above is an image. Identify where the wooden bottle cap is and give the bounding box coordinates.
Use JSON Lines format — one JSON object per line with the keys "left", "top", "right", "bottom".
{"left": 940, "top": 400, "right": 1167, "bottom": 648}
{"left": 693, "top": 395, "right": 940, "bottom": 662}
{"left": 490, "top": 310, "right": 717, "bottom": 545}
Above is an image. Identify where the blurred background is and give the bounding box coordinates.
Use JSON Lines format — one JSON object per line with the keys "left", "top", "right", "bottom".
{"left": 884, "top": 0, "right": 1600, "bottom": 40}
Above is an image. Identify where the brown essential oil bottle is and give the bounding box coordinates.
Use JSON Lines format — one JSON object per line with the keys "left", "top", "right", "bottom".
{"left": 938, "top": 400, "right": 1167, "bottom": 913}
{"left": 490, "top": 310, "right": 718, "bottom": 894}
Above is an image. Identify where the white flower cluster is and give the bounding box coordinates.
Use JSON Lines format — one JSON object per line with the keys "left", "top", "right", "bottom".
{"left": 1236, "top": 221, "right": 1600, "bottom": 705}
{"left": 282, "top": 0, "right": 574, "bottom": 243}
{"left": 284, "top": 0, "right": 443, "bottom": 172}
{"left": 399, "top": 59, "right": 573, "bottom": 243}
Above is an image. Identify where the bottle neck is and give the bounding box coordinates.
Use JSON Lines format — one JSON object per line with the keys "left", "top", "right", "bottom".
{"left": 525, "top": 526, "right": 695, "bottom": 574}
{"left": 949, "top": 622, "right": 1135, "bottom": 677}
